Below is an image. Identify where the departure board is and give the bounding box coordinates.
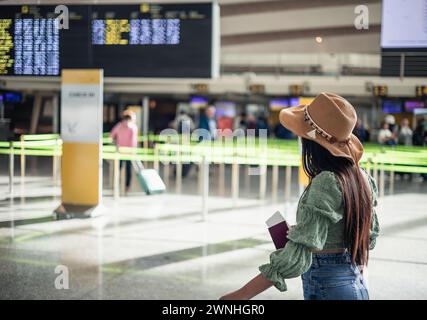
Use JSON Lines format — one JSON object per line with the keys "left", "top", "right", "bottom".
{"left": 0, "top": 3, "right": 219, "bottom": 78}
{"left": 92, "top": 18, "right": 180, "bottom": 45}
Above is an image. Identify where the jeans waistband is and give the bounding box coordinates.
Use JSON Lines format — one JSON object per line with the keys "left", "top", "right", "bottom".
{"left": 311, "top": 251, "right": 352, "bottom": 266}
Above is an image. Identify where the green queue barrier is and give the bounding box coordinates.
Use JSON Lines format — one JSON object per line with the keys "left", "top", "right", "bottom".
{"left": 20, "top": 133, "right": 60, "bottom": 141}
{"left": 11, "top": 132, "right": 427, "bottom": 153}
{"left": 1, "top": 133, "right": 427, "bottom": 174}
{"left": 0, "top": 148, "right": 61, "bottom": 157}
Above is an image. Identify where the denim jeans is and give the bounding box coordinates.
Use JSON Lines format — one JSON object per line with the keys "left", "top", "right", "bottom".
{"left": 301, "top": 252, "right": 369, "bottom": 300}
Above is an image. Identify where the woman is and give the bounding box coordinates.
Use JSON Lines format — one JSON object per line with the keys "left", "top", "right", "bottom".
{"left": 221, "top": 92, "right": 379, "bottom": 300}
{"left": 110, "top": 110, "right": 138, "bottom": 193}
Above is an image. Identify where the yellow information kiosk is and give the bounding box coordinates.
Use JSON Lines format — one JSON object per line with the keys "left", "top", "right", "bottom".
{"left": 54, "top": 69, "right": 103, "bottom": 219}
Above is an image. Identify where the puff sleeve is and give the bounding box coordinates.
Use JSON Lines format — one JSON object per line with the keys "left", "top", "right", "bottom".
{"left": 259, "top": 171, "right": 343, "bottom": 291}
{"left": 366, "top": 171, "right": 380, "bottom": 250}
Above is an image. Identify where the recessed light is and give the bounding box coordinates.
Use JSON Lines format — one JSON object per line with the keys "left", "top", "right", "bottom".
{"left": 315, "top": 36, "right": 323, "bottom": 43}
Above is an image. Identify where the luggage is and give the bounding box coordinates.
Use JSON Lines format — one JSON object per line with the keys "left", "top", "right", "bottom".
{"left": 131, "top": 160, "right": 166, "bottom": 195}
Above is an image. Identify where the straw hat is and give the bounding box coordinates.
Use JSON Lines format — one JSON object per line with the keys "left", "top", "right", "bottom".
{"left": 279, "top": 92, "right": 363, "bottom": 164}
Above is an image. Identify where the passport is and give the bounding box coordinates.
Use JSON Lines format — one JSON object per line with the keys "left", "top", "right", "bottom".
{"left": 266, "top": 211, "right": 290, "bottom": 249}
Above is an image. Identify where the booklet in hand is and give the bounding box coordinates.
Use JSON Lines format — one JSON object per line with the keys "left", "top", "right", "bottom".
{"left": 266, "top": 211, "right": 290, "bottom": 249}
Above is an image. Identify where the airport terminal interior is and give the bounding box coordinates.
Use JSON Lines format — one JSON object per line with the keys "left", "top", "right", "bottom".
{"left": 1, "top": 0, "right": 427, "bottom": 300}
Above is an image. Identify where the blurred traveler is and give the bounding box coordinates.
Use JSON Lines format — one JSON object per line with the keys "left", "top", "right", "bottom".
{"left": 353, "top": 119, "right": 368, "bottom": 143}
{"left": 110, "top": 111, "right": 138, "bottom": 193}
{"left": 234, "top": 112, "right": 247, "bottom": 130}
{"left": 413, "top": 119, "right": 427, "bottom": 181}
{"left": 172, "top": 110, "right": 194, "bottom": 177}
{"left": 384, "top": 114, "right": 398, "bottom": 135}
{"left": 171, "top": 110, "right": 195, "bottom": 134}
{"left": 397, "top": 118, "right": 413, "bottom": 146}
{"left": 233, "top": 112, "right": 248, "bottom": 138}
{"left": 198, "top": 106, "right": 217, "bottom": 140}
{"left": 246, "top": 114, "right": 257, "bottom": 131}
{"left": 274, "top": 122, "right": 293, "bottom": 139}
{"left": 377, "top": 121, "right": 396, "bottom": 146}
{"left": 221, "top": 93, "right": 378, "bottom": 300}
{"left": 413, "top": 119, "right": 427, "bottom": 147}
{"left": 255, "top": 114, "right": 271, "bottom": 137}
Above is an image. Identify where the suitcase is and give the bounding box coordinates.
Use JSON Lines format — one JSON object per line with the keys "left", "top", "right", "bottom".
{"left": 131, "top": 161, "right": 166, "bottom": 195}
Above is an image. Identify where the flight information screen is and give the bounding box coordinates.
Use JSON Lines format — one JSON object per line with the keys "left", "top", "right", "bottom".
{"left": 0, "top": 3, "right": 218, "bottom": 78}
{"left": 381, "top": 0, "right": 427, "bottom": 48}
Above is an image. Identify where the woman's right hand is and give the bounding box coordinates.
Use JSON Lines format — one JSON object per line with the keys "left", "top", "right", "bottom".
{"left": 287, "top": 225, "right": 296, "bottom": 238}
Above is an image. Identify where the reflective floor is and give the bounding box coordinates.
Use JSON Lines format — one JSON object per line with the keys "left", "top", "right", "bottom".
{"left": 1, "top": 158, "right": 427, "bottom": 299}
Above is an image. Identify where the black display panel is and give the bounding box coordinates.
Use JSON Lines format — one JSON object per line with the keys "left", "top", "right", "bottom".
{"left": 0, "top": 3, "right": 218, "bottom": 78}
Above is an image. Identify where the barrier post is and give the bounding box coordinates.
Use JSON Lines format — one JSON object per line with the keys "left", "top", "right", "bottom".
{"left": 285, "top": 166, "right": 292, "bottom": 202}
{"left": 389, "top": 168, "right": 395, "bottom": 194}
{"left": 373, "top": 159, "right": 378, "bottom": 184}
{"left": 109, "top": 159, "right": 114, "bottom": 188}
{"left": 379, "top": 167, "right": 385, "bottom": 198}
{"left": 20, "top": 135, "right": 25, "bottom": 180}
{"left": 9, "top": 141, "right": 14, "bottom": 196}
{"left": 271, "top": 164, "right": 279, "bottom": 202}
{"left": 113, "top": 155, "right": 120, "bottom": 200}
{"left": 153, "top": 145, "right": 159, "bottom": 172}
{"left": 366, "top": 159, "right": 371, "bottom": 176}
{"left": 176, "top": 158, "right": 182, "bottom": 194}
{"left": 201, "top": 155, "right": 209, "bottom": 221}
{"left": 218, "top": 162, "right": 225, "bottom": 196}
{"left": 232, "top": 162, "right": 239, "bottom": 206}
{"left": 259, "top": 164, "right": 267, "bottom": 200}
{"left": 163, "top": 161, "right": 170, "bottom": 187}
{"left": 198, "top": 159, "right": 202, "bottom": 194}
{"left": 245, "top": 165, "right": 250, "bottom": 190}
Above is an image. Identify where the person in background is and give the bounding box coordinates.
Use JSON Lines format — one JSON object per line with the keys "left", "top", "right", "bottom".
{"left": 255, "top": 114, "right": 271, "bottom": 137}
{"left": 110, "top": 111, "right": 138, "bottom": 193}
{"left": 233, "top": 112, "right": 248, "bottom": 138}
{"left": 412, "top": 118, "right": 427, "bottom": 181}
{"left": 377, "top": 121, "right": 396, "bottom": 146}
{"left": 384, "top": 114, "right": 398, "bottom": 135}
{"left": 365, "top": 124, "right": 371, "bottom": 142}
{"left": 198, "top": 106, "right": 217, "bottom": 140}
{"left": 353, "top": 119, "right": 368, "bottom": 143}
{"left": 394, "top": 118, "right": 414, "bottom": 180}
{"left": 397, "top": 118, "right": 413, "bottom": 146}
{"left": 274, "top": 122, "right": 293, "bottom": 139}
{"left": 234, "top": 112, "right": 247, "bottom": 131}
{"left": 413, "top": 118, "right": 427, "bottom": 147}
{"left": 246, "top": 114, "right": 257, "bottom": 131}
{"left": 170, "top": 109, "right": 195, "bottom": 134}
{"left": 171, "top": 109, "right": 194, "bottom": 177}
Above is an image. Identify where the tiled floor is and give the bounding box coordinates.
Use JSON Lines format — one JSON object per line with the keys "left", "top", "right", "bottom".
{"left": 0, "top": 160, "right": 427, "bottom": 300}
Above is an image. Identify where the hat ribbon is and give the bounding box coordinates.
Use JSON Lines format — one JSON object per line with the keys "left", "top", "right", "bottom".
{"left": 303, "top": 106, "right": 350, "bottom": 147}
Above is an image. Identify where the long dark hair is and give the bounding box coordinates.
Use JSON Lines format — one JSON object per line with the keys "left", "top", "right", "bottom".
{"left": 301, "top": 138, "right": 372, "bottom": 266}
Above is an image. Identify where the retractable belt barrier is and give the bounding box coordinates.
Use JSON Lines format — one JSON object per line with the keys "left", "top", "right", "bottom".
{"left": 2, "top": 134, "right": 427, "bottom": 201}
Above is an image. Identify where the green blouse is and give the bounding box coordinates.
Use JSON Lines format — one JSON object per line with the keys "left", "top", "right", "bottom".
{"left": 259, "top": 170, "right": 380, "bottom": 292}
